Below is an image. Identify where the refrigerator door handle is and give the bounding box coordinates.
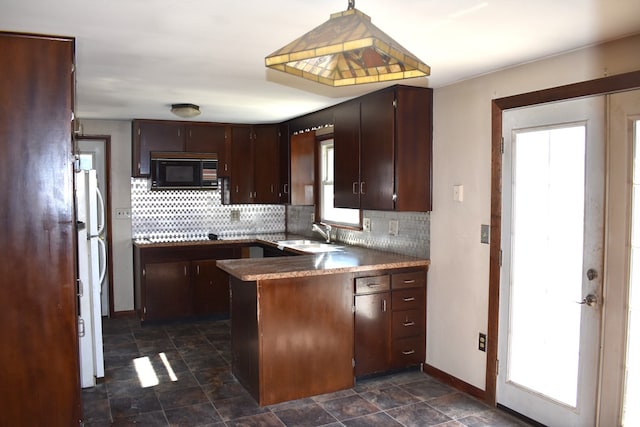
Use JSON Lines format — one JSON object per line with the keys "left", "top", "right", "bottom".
{"left": 95, "top": 186, "right": 106, "bottom": 235}
{"left": 97, "top": 237, "right": 107, "bottom": 287}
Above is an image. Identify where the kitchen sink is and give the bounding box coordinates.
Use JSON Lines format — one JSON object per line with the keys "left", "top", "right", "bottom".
{"left": 276, "top": 239, "right": 343, "bottom": 253}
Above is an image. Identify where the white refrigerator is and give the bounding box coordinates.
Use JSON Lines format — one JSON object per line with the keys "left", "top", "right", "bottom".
{"left": 76, "top": 170, "right": 106, "bottom": 388}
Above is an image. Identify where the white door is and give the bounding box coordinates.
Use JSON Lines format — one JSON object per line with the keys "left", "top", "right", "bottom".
{"left": 498, "top": 96, "right": 605, "bottom": 426}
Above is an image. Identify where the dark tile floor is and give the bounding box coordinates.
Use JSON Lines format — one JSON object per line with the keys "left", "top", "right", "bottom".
{"left": 82, "top": 316, "right": 530, "bottom": 427}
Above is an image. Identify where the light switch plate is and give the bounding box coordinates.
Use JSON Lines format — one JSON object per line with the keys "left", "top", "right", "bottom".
{"left": 481, "top": 224, "right": 490, "bottom": 244}
{"left": 363, "top": 217, "right": 371, "bottom": 232}
{"left": 389, "top": 219, "right": 399, "bottom": 236}
{"left": 230, "top": 209, "right": 241, "bottom": 222}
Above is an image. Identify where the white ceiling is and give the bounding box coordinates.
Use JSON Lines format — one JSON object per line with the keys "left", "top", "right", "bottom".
{"left": 2, "top": 0, "right": 640, "bottom": 123}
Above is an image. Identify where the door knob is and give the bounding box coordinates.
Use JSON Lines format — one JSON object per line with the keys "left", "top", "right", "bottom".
{"left": 577, "top": 294, "right": 598, "bottom": 306}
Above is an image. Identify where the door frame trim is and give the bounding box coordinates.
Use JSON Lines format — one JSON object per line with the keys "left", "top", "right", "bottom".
{"left": 487, "top": 70, "right": 640, "bottom": 406}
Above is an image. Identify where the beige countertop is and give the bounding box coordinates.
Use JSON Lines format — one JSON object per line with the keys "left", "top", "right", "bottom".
{"left": 216, "top": 245, "right": 429, "bottom": 281}
{"left": 132, "top": 234, "right": 429, "bottom": 281}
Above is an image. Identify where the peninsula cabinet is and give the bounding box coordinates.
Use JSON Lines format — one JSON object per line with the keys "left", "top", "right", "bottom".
{"left": 132, "top": 119, "right": 229, "bottom": 177}
{"left": 354, "top": 268, "right": 427, "bottom": 377}
{"left": 134, "top": 244, "right": 241, "bottom": 322}
{"left": 333, "top": 85, "right": 433, "bottom": 211}
{"left": 0, "top": 31, "right": 80, "bottom": 426}
{"left": 230, "top": 273, "right": 354, "bottom": 405}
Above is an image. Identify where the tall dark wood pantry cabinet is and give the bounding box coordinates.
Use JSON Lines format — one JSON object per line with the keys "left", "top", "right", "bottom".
{"left": 0, "top": 33, "right": 80, "bottom": 425}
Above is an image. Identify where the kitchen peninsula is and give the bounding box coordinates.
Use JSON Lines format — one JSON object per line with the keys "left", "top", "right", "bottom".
{"left": 216, "top": 243, "right": 429, "bottom": 406}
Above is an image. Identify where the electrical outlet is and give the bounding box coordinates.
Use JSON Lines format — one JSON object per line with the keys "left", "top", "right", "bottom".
{"left": 115, "top": 208, "right": 131, "bottom": 219}
{"left": 478, "top": 333, "right": 487, "bottom": 352}
{"left": 230, "top": 209, "right": 241, "bottom": 222}
{"left": 388, "top": 219, "right": 399, "bottom": 236}
{"left": 363, "top": 217, "right": 371, "bottom": 232}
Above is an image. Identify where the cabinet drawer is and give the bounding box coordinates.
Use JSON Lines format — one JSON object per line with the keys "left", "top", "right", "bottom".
{"left": 392, "top": 309, "right": 425, "bottom": 339}
{"left": 391, "top": 336, "right": 425, "bottom": 368}
{"left": 355, "top": 275, "right": 390, "bottom": 294}
{"left": 392, "top": 270, "right": 426, "bottom": 290}
{"left": 392, "top": 288, "right": 425, "bottom": 311}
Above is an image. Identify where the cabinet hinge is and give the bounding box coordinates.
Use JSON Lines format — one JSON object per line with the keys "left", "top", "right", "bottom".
{"left": 352, "top": 358, "right": 355, "bottom": 368}
{"left": 393, "top": 98, "right": 398, "bottom": 109}
{"left": 352, "top": 305, "right": 356, "bottom": 313}
{"left": 500, "top": 137, "right": 504, "bottom": 154}
{"left": 496, "top": 359, "right": 499, "bottom": 376}
{"left": 71, "top": 63, "right": 75, "bottom": 73}
{"left": 499, "top": 249, "right": 503, "bottom": 267}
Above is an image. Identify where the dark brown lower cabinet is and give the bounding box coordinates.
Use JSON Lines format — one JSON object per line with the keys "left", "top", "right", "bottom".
{"left": 193, "top": 250, "right": 237, "bottom": 315}
{"left": 134, "top": 245, "right": 241, "bottom": 322}
{"left": 144, "top": 261, "right": 192, "bottom": 321}
{"left": 231, "top": 274, "right": 354, "bottom": 406}
{"left": 354, "top": 269, "right": 427, "bottom": 377}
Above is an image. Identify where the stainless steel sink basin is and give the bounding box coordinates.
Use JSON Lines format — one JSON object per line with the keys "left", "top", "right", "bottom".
{"left": 276, "top": 240, "right": 343, "bottom": 253}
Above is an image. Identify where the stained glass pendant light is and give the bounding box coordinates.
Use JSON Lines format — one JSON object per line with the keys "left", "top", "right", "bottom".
{"left": 265, "top": 0, "right": 430, "bottom": 86}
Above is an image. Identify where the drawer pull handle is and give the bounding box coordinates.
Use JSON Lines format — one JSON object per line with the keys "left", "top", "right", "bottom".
{"left": 367, "top": 283, "right": 381, "bottom": 287}
{"left": 403, "top": 279, "right": 416, "bottom": 284}
{"left": 403, "top": 297, "right": 416, "bottom": 302}
{"left": 403, "top": 321, "right": 415, "bottom": 327}
{"left": 402, "top": 349, "right": 416, "bottom": 355}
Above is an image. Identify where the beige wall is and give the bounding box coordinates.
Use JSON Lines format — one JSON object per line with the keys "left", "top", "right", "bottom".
{"left": 78, "top": 119, "right": 133, "bottom": 313}
{"left": 429, "top": 34, "right": 640, "bottom": 390}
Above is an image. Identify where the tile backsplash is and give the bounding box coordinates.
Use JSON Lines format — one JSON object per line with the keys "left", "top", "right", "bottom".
{"left": 131, "top": 178, "right": 285, "bottom": 241}
{"left": 131, "top": 178, "right": 430, "bottom": 258}
{"left": 287, "top": 205, "right": 430, "bottom": 258}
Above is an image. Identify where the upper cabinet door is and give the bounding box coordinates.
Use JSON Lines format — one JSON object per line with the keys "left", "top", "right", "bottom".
{"left": 334, "top": 101, "right": 361, "bottom": 209}
{"left": 395, "top": 87, "right": 433, "bottom": 211}
{"left": 253, "top": 124, "right": 280, "bottom": 204}
{"left": 278, "top": 124, "right": 291, "bottom": 204}
{"left": 132, "top": 120, "right": 185, "bottom": 176}
{"left": 360, "top": 89, "right": 395, "bottom": 210}
{"left": 185, "top": 124, "right": 229, "bottom": 175}
{"left": 230, "top": 125, "right": 254, "bottom": 204}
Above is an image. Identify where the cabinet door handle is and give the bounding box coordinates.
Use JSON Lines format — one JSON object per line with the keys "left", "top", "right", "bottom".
{"left": 235, "top": 185, "right": 239, "bottom": 193}
{"left": 271, "top": 184, "right": 274, "bottom": 193}
{"left": 366, "top": 283, "right": 381, "bottom": 288}
{"left": 403, "top": 279, "right": 416, "bottom": 284}
{"left": 196, "top": 265, "right": 200, "bottom": 275}
{"left": 360, "top": 181, "right": 366, "bottom": 195}
{"left": 382, "top": 299, "right": 387, "bottom": 312}
{"left": 402, "top": 349, "right": 416, "bottom": 355}
{"left": 403, "top": 297, "right": 416, "bottom": 302}
{"left": 352, "top": 182, "right": 358, "bottom": 195}
{"left": 284, "top": 183, "right": 289, "bottom": 194}
{"left": 184, "top": 266, "right": 188, "bottom": 276}
{"left": 403, "top": 321, "right": 415, "bottom": 327}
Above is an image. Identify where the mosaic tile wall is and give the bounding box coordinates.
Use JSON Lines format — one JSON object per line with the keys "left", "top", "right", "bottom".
{"left": 287, "top": 205, "right": 430, "bottom": 258}
{"left": 131, "top": 178, "right": 285, "bottom": 242}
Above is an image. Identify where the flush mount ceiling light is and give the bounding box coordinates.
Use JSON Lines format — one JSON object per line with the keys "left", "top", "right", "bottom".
{"left": 170, "top": 103, "right": 201, "bottom": 118}
{"left": 265, "top": 0, "right": 430, "bottom": 87}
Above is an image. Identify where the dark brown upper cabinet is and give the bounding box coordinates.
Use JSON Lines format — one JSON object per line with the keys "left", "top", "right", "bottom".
{"left": 229, "top": 125, "right": 254, "bottom": 204}
{"left": 333, "top": 85, "right": 433, "bottom": 212}
{"left": 132, "top": 119, "right": 185, "bottom": 176}
{"left": 185, "top": 123, "right": 229, "bottom": 175}
{"left": 253, "top": 124, "right": 281, "bottom": 204}
{"left": 132, "top": 120, "right": 230, "bottom": 177}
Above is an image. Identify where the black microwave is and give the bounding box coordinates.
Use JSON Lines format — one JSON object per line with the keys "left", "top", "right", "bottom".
{"left": 150, "top": 152, "right": 218, "bottom": 190}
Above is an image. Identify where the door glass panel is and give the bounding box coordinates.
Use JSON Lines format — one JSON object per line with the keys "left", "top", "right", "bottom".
{"left": 625, "top": 119, "right": 640, "bottom": 426}
{"left": 508, "top": 125, "right": 586, "bottom": 407}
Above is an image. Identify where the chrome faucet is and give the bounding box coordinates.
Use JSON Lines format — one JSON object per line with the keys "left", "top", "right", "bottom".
{"left": 312, "top": 222, "right": 332, "bottom": 243}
